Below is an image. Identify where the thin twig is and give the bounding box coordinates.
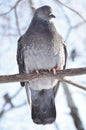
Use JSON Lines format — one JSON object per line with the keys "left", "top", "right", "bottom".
{"left": 55, "top": 0, "right": 86, "bottom": 22}
{"left": 0, "top": 0, "right": 22, "bottom": 16}
{"left": 63, "top": 78, "right": 86, "bottom": 90}
{"left": 0, "top": 88, "right": 25, "bottom": 118}
{"left": 54, "top": 80, "right": 61, "bottom": 97}
{"left": 62, "top": 82, "right": 85, "bottom": 130}
{"left": 0, "top": 101, "right": 26, "bottom": 118}
{"left": 73, "top": 22, "right": 85, "bottom": 28}
{"left": 11, "top": 88, "right": 22, "bottom": 98}
{"left": 14, "top": 8, "right": 21, "bottom": 36}
{"left": 61, "top": 7, "right": 71, "bottom": 26}
{"left": 29, "top": 0, "right": 36, "bottom": 13}
{"left": 65, "top": 22, "right": 85, "bottom": 41}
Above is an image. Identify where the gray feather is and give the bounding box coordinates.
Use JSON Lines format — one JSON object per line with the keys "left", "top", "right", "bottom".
{"left": 17, "top": 5, "right": 67, "bottom": 124}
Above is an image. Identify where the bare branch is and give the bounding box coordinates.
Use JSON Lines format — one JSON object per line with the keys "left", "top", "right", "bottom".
{"left": 62, "top": 82, "right": 85, "bottom": 130}
{"left": 0, "top": 88, "right": 25, "bottom": 118}
{"left": 29, "top": 0, "right": 36, "bottom": 13}
{"left": 65, "top": 22, "right": 85, "bottom": 41}
{"left": 0, "top": 67, "right": 86, "bottom": 84}
{"left": 11, "top": 88, "right": 22, "bottom": 98}
{"left": 0, "top": 101, "right": 26, "bottom": 118}
{"left": 0, "top": 8, "right": 13, "bottom": 16}
{"left": 14, "top": 8, "right": 21, "bottom": 36}
{"left": 63, "top": 78, "right": 86, "bottom": 90}
{"left": 0, "top": 0, "right": 22, "bottom": 16}
{"left": 61, "top": 7, "right": 71, "bottom": 26}
{"left": 73, "top": 22, "right": 85, "bottom": 28}
{"left": 55, "top": 0, "right": 86, "bottom": 22}
{"left": 54, "top": 80, "right": 61, "bottom": 97}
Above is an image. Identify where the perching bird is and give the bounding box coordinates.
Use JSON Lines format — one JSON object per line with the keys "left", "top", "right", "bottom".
{"left": 17, "top": 5, "right": 67, "bottom": 124}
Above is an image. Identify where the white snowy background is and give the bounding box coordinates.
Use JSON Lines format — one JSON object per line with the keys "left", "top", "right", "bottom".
{"left": 0, "top": 0, "right": 86, "bottom": 130}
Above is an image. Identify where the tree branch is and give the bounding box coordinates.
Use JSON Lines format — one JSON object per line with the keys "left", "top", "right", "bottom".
{"left": 55, "top": 0, "right": 86, "bottom": 22}
{"left": 0, "top": 88, "right": 25, "bottom": 118}
{"left": 62, "top": 82, "right": 85, "bottom": 130}
{"left": 63, "top": 78, "right": 86, "bottom": 90}
{"left": 0, "top": 0, "right": 22, "bottom": 16}
{"left": 0, "top": 67, "right": 86, "bottom": 84}
{"left": 14, "top": 8, "right": 21, "bottom": 36}
{"left": 0, "top": 101, "right": 26, "bottom": 118}
{"left": 29, "top": 0, "right": 36, "bottom": 13}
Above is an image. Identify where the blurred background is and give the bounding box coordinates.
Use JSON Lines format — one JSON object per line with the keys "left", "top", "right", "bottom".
{"left": 0, "top": 0, "right": 86, "bottom": 130}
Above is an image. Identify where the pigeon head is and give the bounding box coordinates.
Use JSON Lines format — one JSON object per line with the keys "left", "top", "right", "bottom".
{"left": 35, "top": 6, "right": 56, "bottom": 21}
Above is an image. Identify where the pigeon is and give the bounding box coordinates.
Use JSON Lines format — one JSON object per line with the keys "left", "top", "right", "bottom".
{"left": 17, "top": 5, "right": 67, "bottom": 124}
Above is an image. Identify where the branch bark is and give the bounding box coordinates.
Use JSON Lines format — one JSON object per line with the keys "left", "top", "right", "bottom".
{"left": 0, "top": 0, "right": 22, "bottom": 16}
{"left": 0, "top": 67, "right": 86, "bottom": 84}
{"left": 55, "top": 0, "right": 86, "bottom": 22}
{"left": 14, "top": 8, "right": 21, "bottom": 36}
{"left": 29, "top": 0, "right": 36, "bottom": 13}
{"left": 63, "top": 78, "right": 86, "bottom": 91}
{"left": 62, "top": 82, "right": 85, "bottom": 130}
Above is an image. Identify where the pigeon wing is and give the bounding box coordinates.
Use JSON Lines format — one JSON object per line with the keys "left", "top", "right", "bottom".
{"left": 63, "top": 43, "right": 67, "bottom": 69}
{"left": 17, "top": 36, "right": 25, "bottom": 86}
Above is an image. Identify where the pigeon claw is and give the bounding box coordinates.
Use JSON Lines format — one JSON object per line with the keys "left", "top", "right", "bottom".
{"left": 36, "top": 70, "right": 39, "bottom": 74}
{"left": 52, "top": 67, "right": 61, "bottom": 74}
{"left": 48, "top": 69, "right": 51, "bottom": 72}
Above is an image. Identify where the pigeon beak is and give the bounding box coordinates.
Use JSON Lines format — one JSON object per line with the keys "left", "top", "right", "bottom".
{"left": 49, "top": 13, "right": 56, "bottom": 18}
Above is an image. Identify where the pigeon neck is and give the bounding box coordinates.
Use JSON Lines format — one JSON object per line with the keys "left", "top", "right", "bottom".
{"left": 29, "top": 17, "right": 54, "bottom": 32}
